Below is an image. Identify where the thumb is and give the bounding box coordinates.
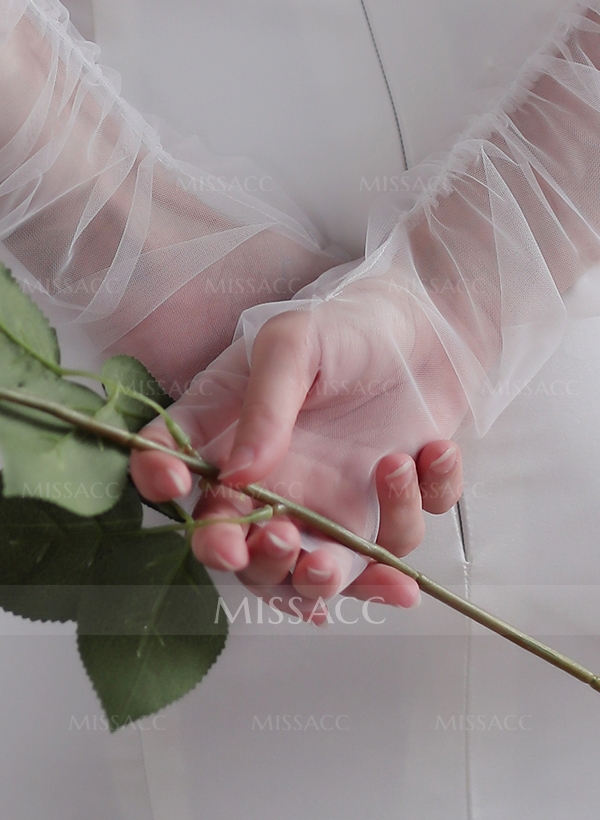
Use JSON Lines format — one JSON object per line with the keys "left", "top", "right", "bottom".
{"left": 219, "top": 311, "right": 319, "bottom": 486}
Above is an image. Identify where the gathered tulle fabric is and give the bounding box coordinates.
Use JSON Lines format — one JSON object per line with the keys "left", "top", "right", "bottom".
{"left": 228, "top": 0, "right": 600, "bottom": 577}
{"left": 0, "top": 0, "right": 338, "bottom": 391}
{"left": 3, "top": 0, "right": 600, "bottom": 584}
{"left": 242, "top": 1, "right": 600, "bottom": 435}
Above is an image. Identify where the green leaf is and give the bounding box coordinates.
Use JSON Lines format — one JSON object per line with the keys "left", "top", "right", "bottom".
{"left": 0, "top": 264, "right": 61, "bottom": 368}
{"left": 0, "top": 265, "right": 148, "bottom": 516}
{"left": 0, "top": 473, "right": 226, "bottom": 727}
{"left": 0, "top": 265, "right": 228, "bottom": 727}
{"left": 0, "top": 476, "right": 141, "bottom": 622}
{"left": 77, "top": 531, "right": 228, "bottom": 730}
{"left": 101, "top": 354, "right": 172, "bottom": 431}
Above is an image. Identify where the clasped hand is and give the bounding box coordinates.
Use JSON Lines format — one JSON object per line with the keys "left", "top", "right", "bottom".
{"left": 130, "top": 277, "right": 465, "bottom": 623}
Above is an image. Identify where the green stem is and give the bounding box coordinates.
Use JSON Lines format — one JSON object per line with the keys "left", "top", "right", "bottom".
{"left": 0, "top": 323, "right": 191, "bottom": 452}
{"left": 1, "top": 327, "right": 64, "bottom": 377}
{"left": 1, "top": 384, "right": 599, "bottom": 694}
{"left": 58, "top": 367, "right": 104, "bottom": 381}
{"left": 59, "top": 366, "right": 195, "bottom": 456}
{"left": 168, "top": 500, "right": 195, "bottom": 526}
{"left": 141, "top": 506, "right": 274, "bottom": 536}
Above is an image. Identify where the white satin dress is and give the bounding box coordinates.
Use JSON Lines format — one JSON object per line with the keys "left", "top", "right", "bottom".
{"left": 2, "top": 1, "right": 600, "bottom": 818}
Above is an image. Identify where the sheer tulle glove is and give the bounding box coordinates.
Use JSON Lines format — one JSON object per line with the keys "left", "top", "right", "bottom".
{"left": 0, "top": 0, "right": 462, "bottom": 614}
{"left": 133, "top": 2, "right": 600, "bottom": 600}
{"left": 0, "top": 0, "right": 336, "bottom": 390}
{"left": 130, "top": 241, "right": 472, "bottom": 609}
{"left": 130, "top": 326, "right": 464, "bottom": 616}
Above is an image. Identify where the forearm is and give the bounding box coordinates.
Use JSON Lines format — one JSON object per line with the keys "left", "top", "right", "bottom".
{"left": 239, "top": 1, "right": 600, "bottom": 442}
{"left": 392, "top": 2, "right": 600, "bottom": 413}
{"left": 0, "top": 0, "right": 334, "bottom": 389}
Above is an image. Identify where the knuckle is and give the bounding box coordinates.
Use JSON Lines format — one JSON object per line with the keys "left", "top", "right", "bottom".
{"left": 257, "top": 310, "right": 307, "bottom": 348}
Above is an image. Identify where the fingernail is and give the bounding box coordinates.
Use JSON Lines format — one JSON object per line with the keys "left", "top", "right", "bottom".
{"left": 306, "top": 566, "right": 332, "bottom": 584}
{"left": 409, "top": 589, "right": 422, "bottom": 608}
{"left": 215, "top": 545, "right": 247, "bottom": 572}
{"left": 219, "top": 445, "right": 255, "bottom": 481}
{"left": 215, "top": 557, "right": 240, "bottom": 572}
{"left": 265, "top": 533, "right": 296, "bottom": 557}
{"left": 396, "top": 588, "right": 422, "bottom": 609}
{"left": 167, "top": 468, "right": 189, "bottom": 497}
{"left": 384, "top": 460, "right": 414, "bottom": 490}
{"left": 429, "top": 447, "right": 457, "bottom": 475}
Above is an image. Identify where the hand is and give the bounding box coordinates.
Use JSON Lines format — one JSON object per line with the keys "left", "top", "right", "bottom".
{"left": 130, "top": 278, "right": 466, "bottom": 620}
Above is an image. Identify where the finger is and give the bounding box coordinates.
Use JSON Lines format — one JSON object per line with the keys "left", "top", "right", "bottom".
{"left": 291, "top": 544, "right": 355, "bottom": 600}
{"left": 219, "top": 311, "right": 319, "bottom": 485}
{"left": 129, "top": 424, "right": 193, "bottom": 502}
{"left": 236, "top": 519, "right": 302, "bottom": 587}
{"left": 416, "top": 441, "right": 463, "bottom": 514}
{"left": 190, "top": 492, "right": 254, "bottom": 572}
{"left": 375, "top": 454, "right": 425, "bottom": 557}
{"left": 344, "top": 563, "right": 421, "bottom": 608}
{"left": 131, "top": 339, "right": 253, "bottom": 503}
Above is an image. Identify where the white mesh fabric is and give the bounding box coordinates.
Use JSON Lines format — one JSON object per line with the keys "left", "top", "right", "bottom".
{"left": 0, "top": 0, "right": 338, "bottom": 393}
{"left": 171, "top": 0, "right": 600, "bottom": 583}
{"left": 240, "top": 1, "right": 600, "bottom": 437}
{"left": 3, "top": 0, "right": 600, "bottom": 587}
